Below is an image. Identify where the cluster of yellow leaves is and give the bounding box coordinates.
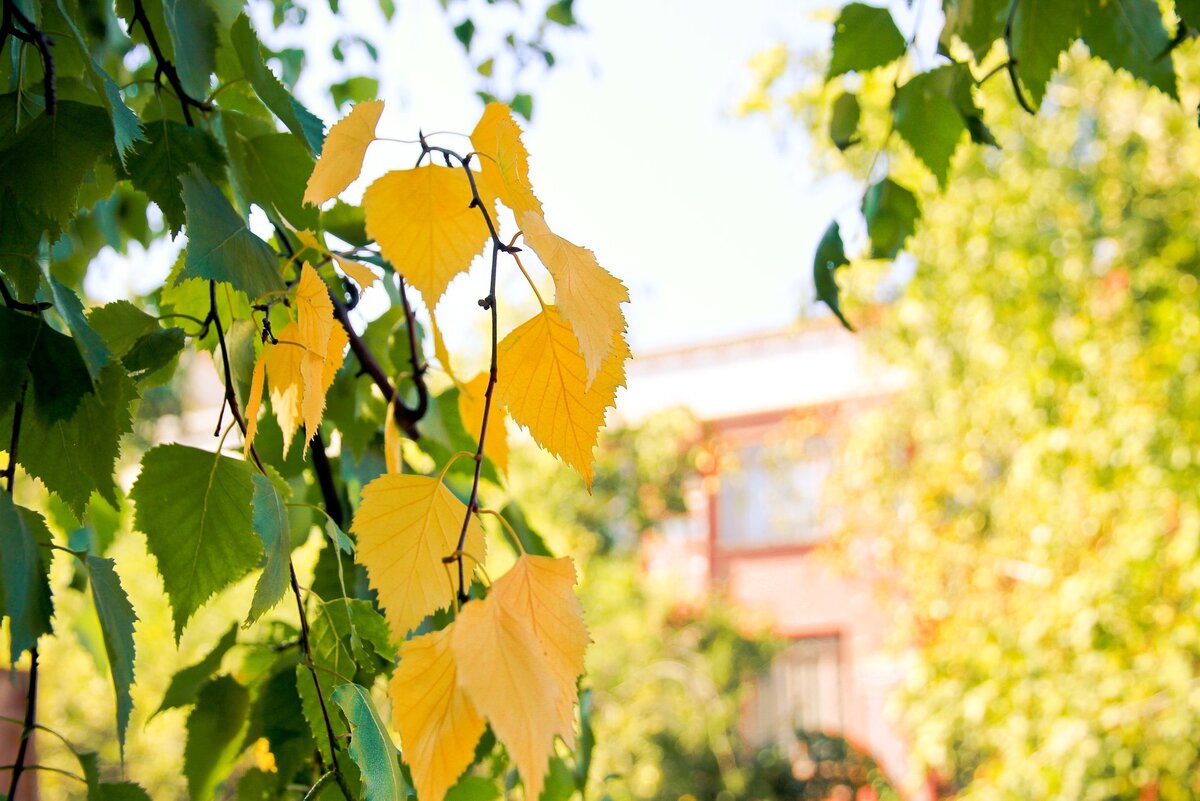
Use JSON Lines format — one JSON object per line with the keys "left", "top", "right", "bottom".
{"left": 301, "top": 98, "right": 630, "bottom": 486}
{"left": 289, "top": 99, "right": 627, "bottom": 801}
{"left": 243, "top": 263, "right": 347, "bottom": 458}
{"left": 389, "top": 554, "right": 587, "bottom": 801}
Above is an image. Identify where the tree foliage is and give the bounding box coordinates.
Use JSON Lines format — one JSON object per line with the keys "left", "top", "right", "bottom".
{"left": 826, "top": 52, "right": 1200, "bottom": 800}
{"left": 0, "top": 0, "right": 628, "bottom": 797}
{"left": 746, "top": 0, "right": 1200, "bottom": 327}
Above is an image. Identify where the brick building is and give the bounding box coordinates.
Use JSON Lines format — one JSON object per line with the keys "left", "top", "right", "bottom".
{"left": 619, "top": 322, "right": 913, "bottom": 791}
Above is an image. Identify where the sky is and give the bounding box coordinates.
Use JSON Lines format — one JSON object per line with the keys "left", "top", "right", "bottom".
{"left": 88, "top": 0, "right": 861, "bottom": 354}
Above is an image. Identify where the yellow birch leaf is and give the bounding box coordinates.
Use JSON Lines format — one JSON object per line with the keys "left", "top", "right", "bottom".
{"left": 352, "top": 474, "right": 486, "bottom": 639}
{"left": 459, "top": 371, "right": 507, "bottom": 475}
{"left": 333, "top": 253, "right": 379, "bottom": 290}
{"left": 297, "top": 230, "right": 379, "bottom": 290}
{"left": 496, "top": 307, "right": 629, "bottom": 486}
{"left": 384, "top": 398, "right": 401, "bottom": 475}
{"left": 264, "top": 318, "right": 347, "bottom": 458}
{"left": 470, "top": 102, "right": 542, "bottom": 215}
{"left": 391, "top": 626, "right": 486, "bottom": 801}
{"left": 487, "top": 555, "right": 588, "bottom": 746}
{"left": 363, "top": 165, "right": 488, "bottom": 308}
{"left": 517, "top": 209, "right": 629, "bottom": 387}
{"left": 452, "top": 590, "right": 559, "bottom": 801}
{"left": 303, "top": 99, "right": 384, "bottom": 205}
{"left": 243, "top": 349, "right": 267, "bottom": 458}
{"left": 266, "top": 323, "right": 305, "bottom": 456}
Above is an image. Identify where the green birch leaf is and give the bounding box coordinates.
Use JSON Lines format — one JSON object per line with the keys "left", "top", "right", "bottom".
{"left": 827, "top": 3, "right": 907, "bottom": 78}
{"left": 93, "top": 782, "right": 153, "bottom": 801}
{"left": 829, "top": 92, "right": 860, "bottom": 151}
{"left": 87, "top": 554, "right": 137, "bottom": 754}
{"left": 184, "top": 676, "right": 250, "bottom": 801}
{"left": 155, "top": 624, "right": 239, "bottom": 716}
{"left": 1180, "top": 0, "right": 1200, "bottom": 27}
{"left": 1010, "top": 0, "right": 1083, "bottom": 106}
{"left": 48, "top": 275, "right": 111, "bottom": 379}
{"left": 0, "top": 101, "right": 113, "bottom": 232}
{"left": 0, "top": 494, "right": 54, "bottom": 661}
{"left": 131, "top": 444, "right": 262, "bottom": 640}
{"left": 1082, "top": 0, "right": 1177, "bottom": 98}
{"left": 179, "top": 170, "right": 285, "bottom": 300}
{"left": 14, "top": 361, "right": 137, "bottom": 517}
{"left": 940, "top": 0, "right": 1008, "bottom": 61}
{"left": 122, "top": 327, "right": 186, "bottom": 381}
{"left": 0, "top": 306, "right": 40, "bottom": 415}
{"left": 22, "top": 311, "right": 95, "bottom": 423}
{"left": 332, "top": 683, "right": 407, "bottom": 801}
{"left": 88, "top": 301, "right": 159, "bottom": 357}
{"left": 813, "top": 221, "right": 853, "bottom": 331}
{"left": 231, "top": 15, "right": 326, "bottom": 155}
{"left": 233, "top": 132, "right": 319, "bottom": 230}
{"left": 893, "top": 67, "right": 968, "bottom": 186}
{"left": 49, "top": 0, "right": 145, "bottom": 163}
{"left": 163, "top": 0, "right": 219, "bottom": 99}
{"left": 246, "top": 473, "right": 291, "bottom": 626}
{"left": 0, "top": 189, "right": 48, "bottom": 302}
{"left": 862, "top": 177, "right": 920, "bottom": 260}
{"left": 126, "top": 119, "right": 226, "bottom": 235}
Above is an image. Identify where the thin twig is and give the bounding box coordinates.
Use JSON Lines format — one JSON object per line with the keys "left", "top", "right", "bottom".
{"left": 5, "top": 647, "right": 37, "bottom": 800}
{"left": 0, "top": 0, "right": 56, "bottom": 115}
{"left": 208, "top": 280, "right": 351, "bottom": 801}
{"left": 396, "top": 274, "right": 429, "bottom": 421}
{"left": 127, "top": 0, "right": 211, "bottom": 125}
{"left": 309, "top": 432, "right": 344, "bottom": 527}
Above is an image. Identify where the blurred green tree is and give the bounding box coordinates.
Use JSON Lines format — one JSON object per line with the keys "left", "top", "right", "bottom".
{"left": 816, "top": 52, "right": 1200, "bottom": 800}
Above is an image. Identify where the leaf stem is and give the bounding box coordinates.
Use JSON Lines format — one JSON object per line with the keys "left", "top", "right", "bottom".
{"left": 303, "top": 770, "right": 336, "bottom": 801}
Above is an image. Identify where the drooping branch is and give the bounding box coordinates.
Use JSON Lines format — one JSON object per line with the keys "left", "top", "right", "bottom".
{"left": 3, "top": 379, "right": 35, "bottom": 801}
{"left": 329, "top": 290, "right": 424, "bottom": 439}
{"left": 0, "top": 0, "right": 56, "bottom": 115}
{"left": 416, "top": 140, "right": 518, "bottom": 602}
{"left": 207, "top": 281, "right": 352, "bottom": 801}
{"left": 127, "top": 0, "right": 211, "bottom": 126}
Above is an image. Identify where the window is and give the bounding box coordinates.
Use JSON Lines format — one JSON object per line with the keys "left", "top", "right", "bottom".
{"left": 747, "top": 636, "right": 844, "bottom": 746}
{"left": 718, "top": 435, "right": 835, "bottom": 548}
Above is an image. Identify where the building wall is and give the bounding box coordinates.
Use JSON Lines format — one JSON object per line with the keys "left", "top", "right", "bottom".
{"left": 622, "top": 323, "right": 913, "bottom": 792}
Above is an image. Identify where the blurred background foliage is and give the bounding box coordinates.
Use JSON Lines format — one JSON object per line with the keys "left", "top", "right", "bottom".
{"left": 742, "top": 37, "right": 1200, "bottom": 800}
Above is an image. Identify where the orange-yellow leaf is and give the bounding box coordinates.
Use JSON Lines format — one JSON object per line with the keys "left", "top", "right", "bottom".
{"left": 496, "top": 308, "right": 629, "bottom": 486}
{"left": 243, "top": 349, "right": 267, "bottom": 458}
{"left": 487, "top": 555, "right": 588, "bottom": 746}
{"left": 384, "top": 398, "right": 401, "bottom": 475}
{"left": 459, "top": 371, "right": 507, "bottom": 475}
{"left": 470, "top": 102, "right": 541, "bottom": 214}
{"left": 452, "top": 590, "right": 559, "bottom": 801}
{"left": 265, "top": 319, "right": 347, "bottom": 458}
{"left": 352, "top": 474, "right": 486, "bottom": 639}
{"left": 266, "top": 323, "right": 304, "bottom": 455}
{"left": 303, "top": 99, "right": 384, "bottom": 205}
{"left": 363, "top": 165, "right": 488, "bottom": 308}
{"left": 333, "top": 254, "right": 379, "bottom": 290}
{"left": 295, "top": 265, "right": 336, "bottom": 450}
{"left": 391, "top": 626, "right": 486, "bottom": 801}
{"left": 297, "top": 229, "right": 380, "bottom": 290}
{"left": 517, "top": 209, "right": 628, "bottom": 387}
